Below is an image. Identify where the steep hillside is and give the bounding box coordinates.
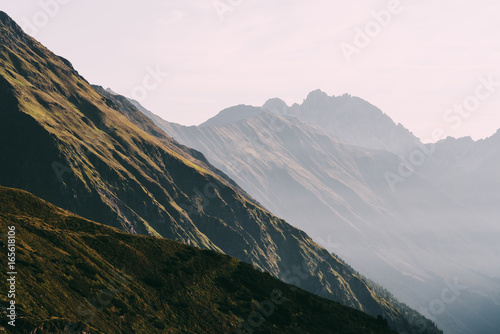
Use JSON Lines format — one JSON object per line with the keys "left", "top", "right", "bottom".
{"left": 0, "top": 186, "right": 398, "bottom": 333}
{"left": 0, "top": 11, "right": 439, "bottom": 333}
{"left": 159, "top": 108, "right": 391, "bottom": 241}
{"left": 147, "top": 97, "right": 500, "bottom": 334}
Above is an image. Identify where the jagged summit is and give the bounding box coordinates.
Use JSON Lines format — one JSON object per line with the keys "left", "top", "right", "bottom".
{"left": 304, "top": 88, "right": 330, "bottom": 101}
{"left": 306, "top": 88, "right": 329, "bottom": 98}
{"left": 298, "top": 89, "right": 332, "bottom": 111}
{"left": 203, "top": 89, "right": 420, "bottom": 154}
{"left": 285, "top": 90, "right": 420, "bottom": 154}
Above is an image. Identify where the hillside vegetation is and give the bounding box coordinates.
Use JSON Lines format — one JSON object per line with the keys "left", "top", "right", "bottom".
{"left": 0, "top": 186, "right": 397, "bottom": 333}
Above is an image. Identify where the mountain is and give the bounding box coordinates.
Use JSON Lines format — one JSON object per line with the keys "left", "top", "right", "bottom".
{"left": 159, "top": 108, "right": 390, "bottom": 241}
{"left": 422, "top": 131, "right": 500, "bottom": 217}
{"left": 147, "top": 95, "right": 500, "bottom": 333}
{"left": 201, "top": 105, "right": 265, "bottom": 127}
{"left": 0, "top": 11, "right": 440, "bottom": 333}
{"left": 0, "top": 186, "right": 399, "bottom": 333}
{"left": 280, "top": 90, "right": 420, "bottom": 155}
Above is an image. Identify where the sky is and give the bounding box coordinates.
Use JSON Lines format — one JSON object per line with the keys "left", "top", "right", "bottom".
{"left": 2, "top": 0, "right": 500, "bottom": 141}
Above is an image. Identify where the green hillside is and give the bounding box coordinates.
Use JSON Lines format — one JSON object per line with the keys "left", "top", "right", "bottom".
{"left": 0, "top": 186, "right": 396, "bottom": 333}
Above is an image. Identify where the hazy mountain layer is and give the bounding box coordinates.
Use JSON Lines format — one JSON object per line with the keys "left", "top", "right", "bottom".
{"left": 422, "top": 132, "right": 500, "bottom": 220}
{"left": 149, "top": 97, "right": 500, "bottom": 334}
{"left": 265, "top": 89, "right": 420, "bottom": 155}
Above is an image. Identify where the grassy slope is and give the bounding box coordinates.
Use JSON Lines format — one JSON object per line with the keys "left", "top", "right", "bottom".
{"left": 0, "top": 11, "right": 439, "bottom": 334}
{"left": 0, "top": 186, "right": 397, "bottom": 334}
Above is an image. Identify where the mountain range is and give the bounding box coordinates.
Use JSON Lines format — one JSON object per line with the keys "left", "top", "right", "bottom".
{"left": 0, "top": 11, "right": 440, "bottom": 334}
{"left": 143, "top": 91, "right": 500, "bottom": 333}
{"left": 264, "top": 90, "right": 420, "bottom": 155}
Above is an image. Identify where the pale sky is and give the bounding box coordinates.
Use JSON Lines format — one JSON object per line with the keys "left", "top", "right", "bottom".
{"left": 3, "top": 0, "right": 500, "bottom": 141}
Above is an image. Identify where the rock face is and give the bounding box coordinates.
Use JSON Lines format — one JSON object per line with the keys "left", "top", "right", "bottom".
{"left": 0, "top": 11, "right": 440, "bottom": 334}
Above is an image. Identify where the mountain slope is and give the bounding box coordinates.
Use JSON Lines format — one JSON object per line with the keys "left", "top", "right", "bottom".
{"left": 159, "top": 109, "right": 391, "bottom": 239}
{"left": 147, "top": 96, "right": 500, "bottom": 334}
{"left": 0, "top": 186, "right": 398, "bottom": 333}
{"left": 0, "top": 11, "right": 439, "bottom": 333}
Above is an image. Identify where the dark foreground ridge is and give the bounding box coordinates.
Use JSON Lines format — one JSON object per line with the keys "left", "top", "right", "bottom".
{"left": 0, "top": 186, "right": 396, "bottom": 333}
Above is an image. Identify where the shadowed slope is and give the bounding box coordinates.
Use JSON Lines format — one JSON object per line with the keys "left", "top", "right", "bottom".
{"left": 0, "top": 186, "right": 397, "bottom": 333}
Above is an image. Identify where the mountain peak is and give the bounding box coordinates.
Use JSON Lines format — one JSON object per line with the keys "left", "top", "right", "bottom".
{"left": 286, "top": 90, "right": 420, "bottom": 154}
{"left": 200, "top": 105, "right": 264, "bottom": 127}
{"left": 106, "top": 87, "right": 119, "bottom": 95}
{"left": 262, "top": 97, "right": 288, "bottom": 114}
{"left": 305, "top": 89, "right": 329, "bottom": 101}
{"left": 0, "top": 11, "right": 11, "bottom": 23}
{"left": 0, "top": 11, "right": 25, "bottom": 34}
{"left": 0, "top": 11, "right": 41, "bottom": 56}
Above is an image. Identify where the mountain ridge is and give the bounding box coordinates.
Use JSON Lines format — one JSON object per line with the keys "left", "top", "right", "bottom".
{"left": 141, "top": 90, "right": 500, "bottom": 334}
{"left": 264, "top": 89, "right": 421, "bottom": 154}
{"left": 0, "top": 185, "right": 398, "bottom": 333}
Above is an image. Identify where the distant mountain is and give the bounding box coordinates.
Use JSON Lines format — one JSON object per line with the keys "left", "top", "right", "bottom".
{"left": 0, "top": 11, "right": 438, "bottom": 334}
{"left": 0, "top": 186, "right": 398, "bottom": 334}
{"left": 201, "top": 105, "right": 265, "bottom": 127}
{"left": 279, "top": 90, "right": 420, "bottom": 155}
{"left": 159, "top": 108, "right": 390, "bottom": 241}
{"left": 422, "top": 131, "right": 500, "bottom": 215}
{"left": 146, "top": 93, "right": 500, "bottom": 334}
